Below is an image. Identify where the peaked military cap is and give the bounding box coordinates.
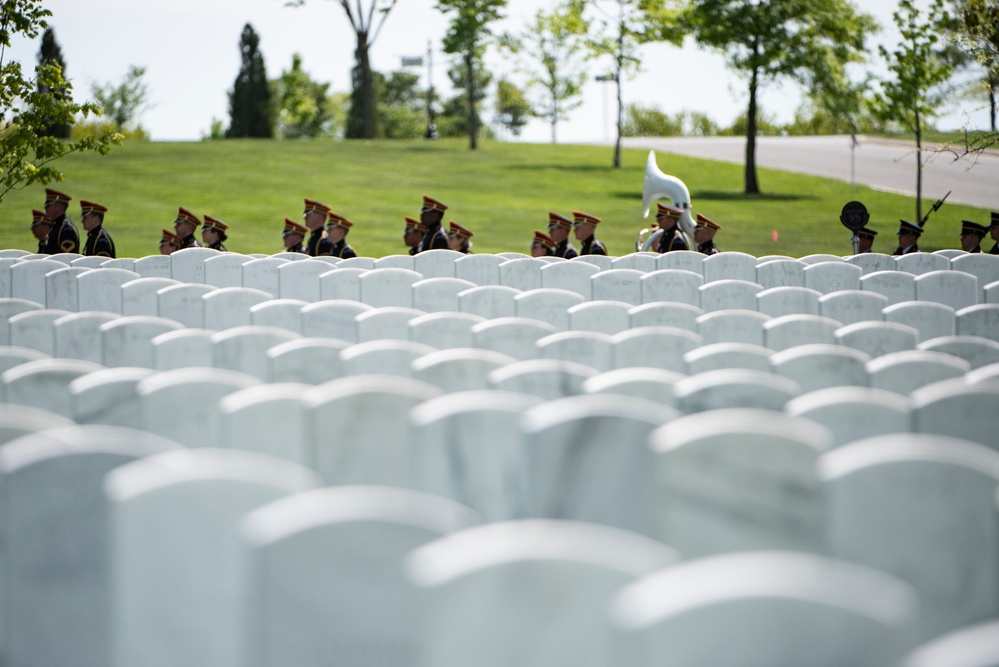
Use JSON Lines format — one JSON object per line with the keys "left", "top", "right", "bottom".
{"left": 326, "top": 212, "right": 354, "bottom": 229}
{"left": 856, "top": 226, "right": 878, "bottom": 240}
{"left": 283, "top": 219, "right": 308, "bottom": 236}
{"left": 989, "top": 211, "right": 999, "bottom": 229}
{"left": 80, "top": 200, "right": 108, "bottom": 216}
{"left": 548, "top": 212, "right": 573, "bottom": 229}
{"left": 202, "top": 214, "right": 228, "bottom": 232}
{"left": 896, "top": 219, "right": 923, "bottom": 236}
{"left": 695, "top": 213, "right": 721, "bottom": 230}
{"left": 449, "top": 221, "right": 473, "bottom": 239}
{"left": 160, "top": 228, "right": 182, "bottom": 245}
{"left": 404, "top": 216, "right": 427, "bottom": 233}
{"left": 174, "top": 207, "right": 200, "bottom": 226}
{"left": 532, "top": 230, "right": 555, "bottom": 251}
{"left": 420, "top": 195, "right": 448, "bottom": 213}
{"left": 44, "top": 188, "right": 71, "bottom": 206}
{"left": 960, "top": 220, "right": 987, "bottom": 236}
{"left": 656, "top": 202, "right": 684, "bottom": 218}
{"left": 572, "top": 210, "right": 601, "bottom": 225}
{"left": 31, "top": 210, "right": 50, "bottom": 227}
{"left": 303, "top": 198, "right": 331, "bottom": 216}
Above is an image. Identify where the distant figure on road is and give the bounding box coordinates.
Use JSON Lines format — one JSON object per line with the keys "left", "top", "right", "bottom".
{"left": 989, "top": 212, "right": 999, "bottom": 255}
{"left": 856, "top": 226, "right": 878, "bottom": 254}
{"left": 959, "top": 220, "right": 987, "bottom": 254}
{"left": 892, "top": 220, "right": 923, "bottom": 255}
{"left": 573, "top": 210, "right": 607, "bottom": 256}
{"left": 694, "top": 213, "right": 721, "bottom": 255}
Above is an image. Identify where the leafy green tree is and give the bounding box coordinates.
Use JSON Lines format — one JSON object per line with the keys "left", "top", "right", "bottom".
{"left": 436, "top": 0, "right": 507, "bottom": 150}
{"left": 227, "top": 23, "right": 274, "bottom": 138}
{"left": 501, "top": 1, "right": 589, "bottom": 143}
{"left": 582, "top": 0, "right": 685, "bottom": 168}
{"left": 686, "top": 0, "right": 877, "bottom": 194}
{"left": 952, "top": 0, "right": 998, "bottom": 134}
{"left": 274, "top": 53, "right": 332, "bottom": 138}
{"left": 285, "top": 1, "right": 399, "bottom": 140}
{"left": 0, "top": 1, "right": 119, "bottom": 202}
{"left": 376, "top": 70, "right": 427, "bottom": 139}
{"left": 872, "top": 0, "right": 955, "bottom": 222}
{"left": 436, "top": 59, "right": 494, "bottom": 139}
{"left": 91, "top": 65, "right": 150, "bottom": 134}
{"left": 36, "top": 26, "right": 69, "bottom": 138}
{"left": 493, "top": 78, "right": 532, "bottom": 137}
{"left": 622, "top": 103, "right": 682, "bottom": 136}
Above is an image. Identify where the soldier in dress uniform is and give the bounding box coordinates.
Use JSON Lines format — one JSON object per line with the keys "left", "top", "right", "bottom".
{"left": 547, "top": 212, "right": 577, "bottom": 259}
{"left": 30, "top": 210, "right": 52, "bottom": 253}
{"left": 160, "top": 228, "right": 181, "bottom": 255}
{"left": 655, "top": 202, "right": 689, "bottom": 253}
{"left": 416, "top": 195, "right": 450, "bottom": 253}
{"left": 447, "top": 221, "right": 473, "bottom": 254}
{"left": 959, "top": 220, "right": 987, "bottom": 253}
{"left": 174, "top": 207, "right": 202, "bottom": 249}
{"left": 323, "top": 212, "right": 357, "bottom": 259}
{"left": 283, "top": 219, "right": 307, "bottom": 253}
{"left": 855, "top": 226, "right": 877, "bottom": 254}
{"left": 40, "top": 188, "right": 79, "bottom": 254}
{"left": 79, "top": 200, "right": 116, "bottom": 258}
{"left": 530, "top": 230, "right": 555, "bottom": 257}
{"left": 892, "top": 219, "right": 922, "bottom": 255}
{"left": 693, "top": 213, "right": 721, "bottom": 255}
{"left": 403, "top": 216, "right": 426, "bottom": 256}
{"left": 201, "top": 215, "right": 229, "bottom": 251}
{"left": 303, "top": 198, "right": 332, "bottom": 256}
{"left": 572, "top": 210, "right": 607, "bottom": 256}
{"left": 989, "top": 212, "right": 999, "bottom": 255}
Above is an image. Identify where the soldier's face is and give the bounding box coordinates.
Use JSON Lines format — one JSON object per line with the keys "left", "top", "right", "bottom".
{"left": 990, "top": 225, "right": 999, "bottom": 242}
{"left": 284, "top": 233, "right": 302, "bottom": 249}
{"left": 404, "top": 228, "right": 422, "bottom": 247}
{"left": 44, "top": 201, "right": 66, "bottom": 219}
{"left": 548, "top": 224, "right": 567, "bottom": 243}
{"left": 421, "top": 209, "right": 442, "bottom": 227}
{"left": 81, "top": 212, "right": 100, "bottom": 232}
{"left": 447, "top": 234, "right": 463, "bottom": 252}
{"left": 898, "top": 231, "right": 917, "bottom": 247}
{"left": 960, "top": 232, "right": 980, "bottom": 252}
{"left": 304, "top": 210, "right": 325, "bottom": 231}
{"left": 693, "top": 227, "right": 709, "bottom": 245}
{"left": 202, "top": 227, "right": 219, "bottom": 245}
{"left": 573, "top": 222, "right": 594, "bottom": 241}
{"left": 31, "top": 223, "right": 51, "bottom": 241}
{"left": 530, "top": 244, "right": 546, "bottom": 257}
{"left": 857, "top": 236, "right": 873, "bottom": 253}
{"left": 327, "top": 226, "right": 346, "bottom": 243}
{"left": 160, "top": 242, "right": 176, "bottom": 255}
{"left": 175, "top": 220, "right": 195, "bottom": 238}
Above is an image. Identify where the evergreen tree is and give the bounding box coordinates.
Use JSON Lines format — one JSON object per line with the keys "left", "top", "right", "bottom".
{"left": 227, "top": 23, "right": 274, "bottom": 138}
{"left": 36, "top": 27, "right": 70, "bottom": 138}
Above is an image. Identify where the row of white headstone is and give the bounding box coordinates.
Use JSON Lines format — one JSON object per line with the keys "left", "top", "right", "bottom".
{"left": 0, "top": 248, "right": 996, "bottom": 667}
{"left": 2, "top": 247, "right": 999, "bottom": 307}
{"left": 1, "top": 421, "right": 997, "bottom": 667}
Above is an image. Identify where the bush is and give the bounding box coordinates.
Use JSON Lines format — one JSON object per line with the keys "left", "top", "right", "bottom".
{"left": 71, "top": 119, "right": 147, "bottom": 141}
{"left": 622, "top": 103, "right": 683, "bottom": 136}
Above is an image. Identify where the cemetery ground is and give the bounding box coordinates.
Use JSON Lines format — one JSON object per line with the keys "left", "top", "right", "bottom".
{"left": 0, "top": 138, "right": 992, "bottom": 259}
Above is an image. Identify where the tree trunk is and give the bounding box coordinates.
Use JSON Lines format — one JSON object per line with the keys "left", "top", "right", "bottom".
{"left": 744, "top": 64, "right": 760, "bottom": 194}
{"left": 990, "top": 87, "right": 997, "bottom": 132}
{"left": 466, "top": 53, "right": 478, "bottom": 150}
{"left": 356, "top": 31, "right": 376, "bottom": 139}
{"left": 915, "top": 109, "right": 923, "bottom": 224}
{"left": 612, "top": 17, "right": 624, "bottom": 169}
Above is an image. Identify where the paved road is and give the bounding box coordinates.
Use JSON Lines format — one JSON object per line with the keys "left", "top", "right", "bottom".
{"left": 619, "top": 135, "right": 999, "bottom": 211}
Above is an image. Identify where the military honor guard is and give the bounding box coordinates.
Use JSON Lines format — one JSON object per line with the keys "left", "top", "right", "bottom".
{"left": 855, "top": 226, "right": 878, "bottom": 254}
{"left": 173, "top": 207, "right": 202, "bottom": 249}
{"left": 655, "top": 202, "right": 689, "bottom": 253}
{"left": 416, "top": 195, "right": 450, "bottom": 253}
{"left": 892, "top": 219, "right": 923, "bottom": 255}
{"left": 530, "top": 230, "right": 556, "bottom": 257}
{"left": 40, "top": 188, "right": 79, "bottom": 254}
{"left": 303, "top": 198, "right": 332, "bottom": 256}
{"left": 159, "top": 228, "right": 181, "bottom": 255}
{"left": 323, "top": 212, "right": 357, "bottom": 259}
{"left": 79, "top": 200, "right": 116, "bottom": 258}
{"left": 572, "top": 210, "right": 607, "bottom": 256}
{"left": 283, "top": 219, "right": 308, "bottom": 253}
{"left": 959, "top": 219, "right": 988, "bottom": 253}
{"left": 30, "top": 210, "right": 52, "bottom": 253}
{"left": 403, "top": 216, "right": 426, "bottom": 255}
{"left": 547, "top": 212, "right": 577, "bottom": 259}
{"left": 989, "top": 212, "right": 999, "bottom": 255}
{"left": 693, "top": 213, "right": 721, "bottom": 255}
{"left": 447, "top": 221, "right": 473, "bottom": 254}
{"left": 201, "top": 215, "right": 229, "bottom": 251}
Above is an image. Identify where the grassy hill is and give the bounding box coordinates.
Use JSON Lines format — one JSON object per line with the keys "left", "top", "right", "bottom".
{"left": 0, "top": 138, "right": 990, "bottom": 259}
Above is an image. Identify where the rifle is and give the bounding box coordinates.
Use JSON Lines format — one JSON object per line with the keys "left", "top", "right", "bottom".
{"left": 920, "top": 190, "right": 951, "bottom": 227}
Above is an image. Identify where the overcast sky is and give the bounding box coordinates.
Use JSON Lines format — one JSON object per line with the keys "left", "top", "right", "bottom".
{"left": 5, "top": 0, "right": 991, "bottom": 142}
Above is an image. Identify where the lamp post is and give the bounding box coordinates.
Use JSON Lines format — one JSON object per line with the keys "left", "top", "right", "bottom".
{"left": 595, "top": 73, "right": 616, "bottom": 143}
{"left": 401, "top": 42, "right": 436, "bottom": 139}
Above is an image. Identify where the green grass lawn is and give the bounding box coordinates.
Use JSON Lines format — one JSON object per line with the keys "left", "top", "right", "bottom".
{"left": 0, "top": 138, "right": 991, "bottom": 259}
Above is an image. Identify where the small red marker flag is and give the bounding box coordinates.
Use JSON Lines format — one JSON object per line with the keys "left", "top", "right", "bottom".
{"left": 772, "top": 230, "right": 778, "bottom": 242}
